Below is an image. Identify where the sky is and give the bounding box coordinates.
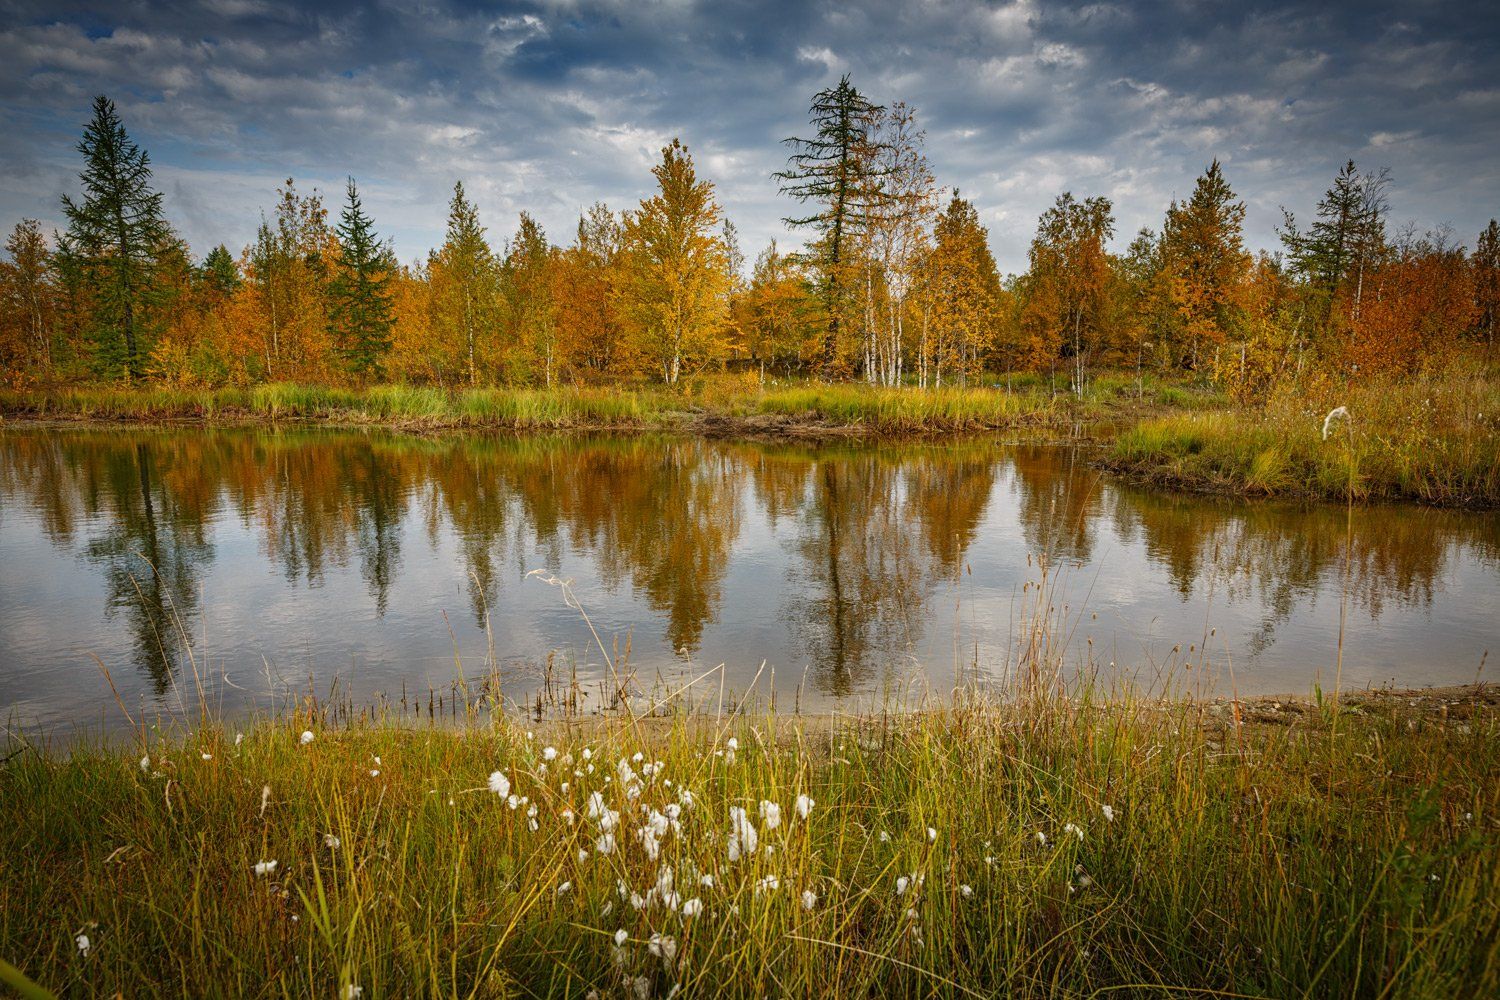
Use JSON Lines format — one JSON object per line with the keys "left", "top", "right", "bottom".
{"left": 1, "top": 0, "right": 1497, "bottom": 274}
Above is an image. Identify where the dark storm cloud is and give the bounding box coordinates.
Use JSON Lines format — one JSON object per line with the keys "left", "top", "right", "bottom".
{"left": 1, "top": 0, "right": 1496, "bottom": 272}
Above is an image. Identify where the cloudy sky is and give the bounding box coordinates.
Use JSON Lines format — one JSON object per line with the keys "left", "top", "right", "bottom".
{"left": 1, "top": 0, "right": 1496, "bottom": 273}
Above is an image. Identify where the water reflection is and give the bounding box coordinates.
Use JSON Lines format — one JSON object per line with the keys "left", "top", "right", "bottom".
{"left": 0, "top": 427, "right": 1496, "bottom": 727}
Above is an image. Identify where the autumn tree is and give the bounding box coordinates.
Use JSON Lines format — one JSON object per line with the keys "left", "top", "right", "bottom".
{"left": 59, "top": 95, "right": 173, "bottom": 379}
{"left": 246, "top": 179, "right": 337, "bottom": 380}
{"left": 503, "top": 213, "right": 558, "bottom": 385}
{"left": 860, "top": 101, "right": 935, "bottom": 386}
{"left": 618, "top": 140, "right": 731, "bottom": 385}
{"left": 0, "top": 219, "right": 56, "bottom": 377}
{"left": 1161, "top": 159, "right": 1251, "bottom": 371}
{"left": 739, "top": 241, "right": 820, "bottom": 378}
{"left": 328, "top": 178, "right": 395, "bottom": 381}
{"left": 555, "top": 203, "right": 629, "bottom": 379}
{"left": 428, "top": 182, "right": 501, "bottom": 386}
{"left": 775, "top": 75, "right": 889, "bottom": 378}
{"left": 1019, "top": 193, "right": 1115, "bottom": 390}
{"left": 919, "top": 193, "right": 1002, "bottom": 386}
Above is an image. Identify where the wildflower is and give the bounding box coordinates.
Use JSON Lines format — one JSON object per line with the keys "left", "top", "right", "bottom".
{"left": 201, "top": 752, "right": 212, "bottom": 761}
{"left": 632, "top": 976, "right": 651, "bottom": 1000}
{"left": 1101, "top": 804, "right": 1115, "bottom": 823}
{"left": 614, "top": 929, "right": 629, "bottom": 947}
{"left": 725, "top": 737, "right": 738, "bottom": 751}
{"left": 253, "top": 860, "right": 278, "bottom": 877}
{"left": 795, "top": 794, "right": 814, "bottom": 820}
{"left": 1321, "top": 405, "right": 1349, "bottom": 440}
{"left": 140, "top": 754, "right": 150, "bottom": 771}
{"left": 543, "top": 746, "right": 558, "bottom": 761}
{"left": 1035, "top": 831, "right": 1047, "bottom": 846}
{"left": 578, "top": 848, "right": 590, "bottom": 863}
{"left": 582, "top": 747, "right": 593, "bottom": 761}
{"left": 678, "top": 788, "right": 696, "bottom": 810}
{"left": 324, "top": 834, "right": 341, "bottom": 849}
{"left": 561, "top": 808, "right": 575, "bottom": 825}
{"left": 587, "top": 790, "right": 608, "bottom": 819}
{"left": 1063, "top": 822, "right": 1083, "bottom": 841}
{"left": 760, "top": 800, "right": 782, "bottom": 829}
{"left": 630, "top": 891, "right": 646, "bottom": 910}
{"left": 506, "top": 794, "right": 520, "bottom": 810}
{"left": 75, "top": 933, "right": 91, "bottom": 956}
{"left": 596, "top": 832, "right": 616, "bottom": 855}
{"left": 369, "top": 769, "right": 380, "bottom": 778}
{"left": 648, "top": 933, "right": 677, "bottom": 961}
{"left": 728, "top": 806, "right": 758, "bottom": 861}
{"left": 700, "top": 874, "right": 714, "bottom": 888}
{"left": 905, "top": 907, "right": 919, "bottom": 921}
{"left": 556, "top": 881, "right": 572, "bottom": 895}
{"left": 682, "top": 897, "right": 703, "bottom": 917}
{"left": 895, "top": 875, "right": 910, "bottom": 896}
{"left": 801, "top": 889, "right": 817, "bottom": 910}
{"left": 632, "top": 751, "right": 645, "bottom": 764}
{"left": 372, "top": 756, "right": 380, "bottom": 765}
{"left": 343, "top": 986, "right": 363, "bottom": 999}
{"left": 487, "top": 770, "right": 510, "bottom": 796}
{"left": 878, "top": 830, "right": 891, "bottom": 843}
{"left": 960, "top": 884, "right": 974, "bottom": 898}
{"left": 756, "top": 874, "right": 779, "bottom": 893}
{"left": 300, "top": 730, "right": 314, "bottom": 745}
{"left": 235, "top": 733, "right": 244, "bottom": 746}
{"left": 927, "top": 826, "right": 937, "bottom": 842}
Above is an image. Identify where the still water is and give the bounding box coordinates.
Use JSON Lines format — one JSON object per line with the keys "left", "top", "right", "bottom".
{"left": 1, "top": 426, "right": 1497, "bottom": 730}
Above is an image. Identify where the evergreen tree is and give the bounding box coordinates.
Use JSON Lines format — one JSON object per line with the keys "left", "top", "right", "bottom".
{"left": 1279, "top": 160, "right": 1390, "bottom": 315}
{"left": 328, "top": 177, "right": 395, "bottom": 380}
{"left": 199, "top": 245, "right": 240, "bottom": 299}
{"left": 59, "top": 95, "right": 172, "bottom": 378}
{"left": 774, "top": 75, "right": 890, "bottom": 377}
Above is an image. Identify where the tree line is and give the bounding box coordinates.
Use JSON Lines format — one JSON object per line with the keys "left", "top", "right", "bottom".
{"left": 2, "top": 83, "right": 1497, "bottom": 392}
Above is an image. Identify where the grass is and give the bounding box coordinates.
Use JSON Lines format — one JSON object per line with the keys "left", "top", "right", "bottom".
{"left": 2, "top": 686, "right": 1496, "bottom": 998}
{"left": 1106, "top": 367, "right": 1500, "bottom": 507}
{"left": 0, "top": 373, "right": 1220, "bottom": 436}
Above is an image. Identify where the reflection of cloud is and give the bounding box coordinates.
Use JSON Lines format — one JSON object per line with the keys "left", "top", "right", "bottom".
{"left": 1, "top": 0, "right": 1496, "bottom": 273}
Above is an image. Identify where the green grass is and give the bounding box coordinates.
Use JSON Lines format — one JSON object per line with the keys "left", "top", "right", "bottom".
{"left": 2, "top": 689, "right": 1497, "bottom": 998}
{"left": 1107, "top": 368, "right": 1500, "bottom": 506}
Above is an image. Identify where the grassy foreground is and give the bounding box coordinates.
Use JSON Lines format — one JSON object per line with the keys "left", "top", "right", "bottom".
{"left": 2, "top": 692, "right": 1497, "bottom": 998}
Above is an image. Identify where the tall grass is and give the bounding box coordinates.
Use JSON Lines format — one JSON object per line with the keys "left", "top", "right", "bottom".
{"left": 1107, "top": 368, "right": 1500, "bottom": 506}
{"left": 2, "top": 686, "right": 1496, "bottom": 998}
{"left": 1, "top": 374, "right": 1228, "bottom": 435}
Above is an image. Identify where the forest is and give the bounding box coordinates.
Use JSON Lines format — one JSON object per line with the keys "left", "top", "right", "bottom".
{"left": 2, "top": 78, "right": 1496, "bottom": 398}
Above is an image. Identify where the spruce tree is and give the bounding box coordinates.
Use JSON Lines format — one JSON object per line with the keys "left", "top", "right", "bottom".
{"left": 328, "top": 177, "right": 395, "bottom": 380}
{"left": 60, "top": 94, "right": 171, "bottom": 378}
{"left": 774, "top": 75, "right": 889, "bottom": 378}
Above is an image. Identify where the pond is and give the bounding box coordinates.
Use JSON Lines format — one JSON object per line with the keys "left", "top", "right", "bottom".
{"left": 1, "top": 425, "right": 1496, "bottom": 731}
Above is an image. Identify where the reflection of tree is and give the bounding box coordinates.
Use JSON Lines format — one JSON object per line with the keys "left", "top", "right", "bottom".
{"left": 1103, "top": 482, "right": 1500, "bottom": 656}
{"left": 6, "top": 426, "right": 1498, "bottom": 695}
{"left": 504, "top": 437, "right": 743, "bottom": 655}
{"left": 82, "top": 441, "right": 213, "bottom": 692}
{"left": 903, "top": 452, "right": 998, "bottom": 575}
{"left": 1010, "top": 446, "right": 1102, "bottom": 563}
{"left": 777, "top": 451, "right": 934, "bottom": 696}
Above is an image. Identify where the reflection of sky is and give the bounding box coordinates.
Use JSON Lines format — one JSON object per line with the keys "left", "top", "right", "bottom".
{"left": 1, "top": 431, "right": 1498, "bottom": 734}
